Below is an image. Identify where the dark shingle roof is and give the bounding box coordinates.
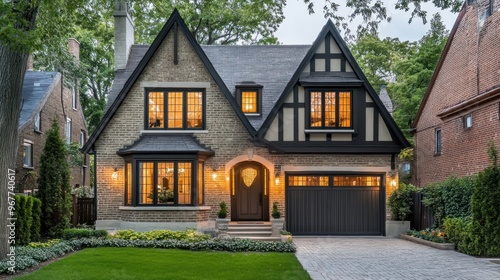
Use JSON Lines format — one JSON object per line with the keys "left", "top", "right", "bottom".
{"left": 104, "top": 44, "right": 310, "bottom": 130}
{"left": 379, "top": 85, "right": 393, "bottom": 114}
{"left": 19, "top": 71, "right": 59, "bottom": 128}
{"left": 117, "top": 134, "right": 214, "bottom": 156}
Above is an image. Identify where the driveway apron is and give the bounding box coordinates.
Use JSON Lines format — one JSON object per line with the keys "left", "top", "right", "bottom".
{"left": 293, "top": 237, "right": 500, "bottom": 280}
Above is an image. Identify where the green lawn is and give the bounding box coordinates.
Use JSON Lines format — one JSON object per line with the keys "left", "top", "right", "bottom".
{"left": 17, "top": 247, "right": 310, "bottom": 280}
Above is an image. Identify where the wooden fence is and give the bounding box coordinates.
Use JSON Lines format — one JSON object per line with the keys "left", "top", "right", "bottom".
{"left": 72, "top": 196, "right": 95, "bottom": 226}
{"left": 409, "top": 192, "right": 434, "bottom": 231}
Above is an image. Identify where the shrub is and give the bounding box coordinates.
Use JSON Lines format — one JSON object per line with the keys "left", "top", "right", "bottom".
{"left": 31, "top": 197, "right": 41, "bottom": 242}
{"left": 217, "top": 201, "right": 228, "bottom": 218}
{"left": 112, "top": 229, "right": 209, "bottom": 242}
{"left": 388, "top": 183, "right": 417, "bottom": 220}
{"left": 38, "top": 120, "right": 72, "bottom": 238}
{"left": 422, "top": 176, "right": 475, "bottom": 227}
{"left": 71, "top": 185, "right": 94, "bottom": 198}
{"left": 271, "top": 202, "right": 281, "bottom": 219}
{"left": 62, "top": 228, "right": 108, "bottom": 240}
{"left": 407, "top": 228, "right": 448, "bottom": 243}
{"left": 470, "top": 143, "right": 500, "bottom": 257}
{"left": 443, "top": 217, "right": 483, "bottom": 255}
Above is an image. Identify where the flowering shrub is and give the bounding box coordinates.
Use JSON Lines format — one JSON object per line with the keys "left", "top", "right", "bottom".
{"left": 407, "top": 228, "right": 449, "bottom": 243}
{"left": 71, "top": 185, "right": 94, "bottom": 198}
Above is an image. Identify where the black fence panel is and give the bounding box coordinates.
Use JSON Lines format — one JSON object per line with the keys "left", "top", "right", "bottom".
{"left": 72, "top": 196, "right": 95, "bottom": 226}
{"left": 409, "top": 192, "right": 434, "bottom": 230}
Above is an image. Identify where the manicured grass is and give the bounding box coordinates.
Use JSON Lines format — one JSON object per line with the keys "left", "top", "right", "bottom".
{"left": 17, "top": 247, "right": 310, "bottom": 280}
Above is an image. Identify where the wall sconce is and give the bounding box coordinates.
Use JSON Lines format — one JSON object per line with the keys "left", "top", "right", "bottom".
{"left": 212, "top": 168, "right": 218, "bottom": 180}
{"left": 226, "top": 176, "right": 230, "bottom": 181}
{"left": 112, "top": 168, "right": 119, "bottom": 180}
{"left": 275, "top": 173, "right": 280, "bottom": 186}
{"left": 390, "top": 178, "right": 397, "bottom": 188}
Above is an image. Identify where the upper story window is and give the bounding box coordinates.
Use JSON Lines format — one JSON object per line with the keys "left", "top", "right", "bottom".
{"left": 71, "top": 85, "right": 77, "bottom": 110}
{"left": 146, "top": 89, "right": 205, "bottom": 130}
{"left": 80, "top": 130, "right": 86, "bottom": 147}
{"left": 307, "top": 90, "right": 352, "bottom": 128}
{"left": 65, "top": 118, "right": 72, "bottom": 144}
{"left": 34, "top": 112, "right": 41, "bottom": 132}
{"left": 435, "top": 128, "right": 442, "bottom": 155}
{"left": 464, "top": 114, "right": 472, "bottom": 129}
{"left": 23, "top": 140, "right": 33, "bottom": 168}
{"left": 236, "top": 84, "right": 262, "bottom": 116}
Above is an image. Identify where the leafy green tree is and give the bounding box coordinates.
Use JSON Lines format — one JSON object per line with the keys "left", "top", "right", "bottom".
{"left": 38, "top": 120, "right": 73, "bottom": 238}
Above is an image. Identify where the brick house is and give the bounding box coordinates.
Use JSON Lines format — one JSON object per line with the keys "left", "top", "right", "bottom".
{"left": 412, "top": 0, "right": 500, "bottom": 187}
{"left": 82, "top": 4, "right": 409, "bottom": 235}
{"left": 16, "top": 39, "right": 90, "bottom": 192}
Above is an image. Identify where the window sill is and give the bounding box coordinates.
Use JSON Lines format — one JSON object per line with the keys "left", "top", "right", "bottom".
{"left": 34, "top": 130, "right": 42, "bottom": 134}
{"left": 244, "top": 113, "right": 261, "bottom": 117}
{"left": 140, "top": 130, "right": 209, "bottom": 134}
{"left": 305, "top": 129, "right": 355, "bottom": 134}
{"left": 119, "top": 206, "right": 211, "bottom": 211}
{"left": 434, "top": 152, "right": 441, "bottom": 157}
{"left": 23, "top": 165, "right": 34, "bottom": 170}
{"left": 72, "top": 108, "right": 78, "bottom": 111}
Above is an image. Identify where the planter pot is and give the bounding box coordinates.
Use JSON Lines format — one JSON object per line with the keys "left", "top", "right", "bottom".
{"left": 400, "top": 234, "right": 455, "bottom": 250}
{"left": 271, "top": 217, "right": 285, "bottom": 237}
{"left": 386, "top": 220, "right": 410, "bottom": 237}
{"left": 215, "top": 218, "right": 230, "bottom": 238}
{"left": 281, "top": 235, "right": 292, "bottom": 243}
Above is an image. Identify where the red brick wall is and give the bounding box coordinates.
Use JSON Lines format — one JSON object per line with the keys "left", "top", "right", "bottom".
{"left": 414, "top": 1, "right": 500, "bottom": 187}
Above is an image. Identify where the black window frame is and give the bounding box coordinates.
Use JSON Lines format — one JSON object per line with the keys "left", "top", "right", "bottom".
{"left": 144, "top": 88, "right": 206, "bottom": 130}
{"left": 305, "top": 88, "right": 353, "bottom": 129}
{"left": 124, "top": 156, "right": 205, "bottom": 207}
{"left": 435, "top": 128, "right": 442, "bottom": 155}
{"left": 235, "top": 85, "right": 263, "bottom": 116}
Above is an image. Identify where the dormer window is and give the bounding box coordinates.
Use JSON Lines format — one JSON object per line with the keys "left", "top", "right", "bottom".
{"left": 236, "top": 83, "right": 262, "bottom": 116}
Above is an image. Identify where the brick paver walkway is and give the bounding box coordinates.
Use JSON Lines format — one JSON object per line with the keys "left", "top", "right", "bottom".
{"left": 294, "top": 237, "right": 500, "bottom": 280}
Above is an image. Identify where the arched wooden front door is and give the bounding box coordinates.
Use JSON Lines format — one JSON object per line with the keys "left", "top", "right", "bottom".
{"left": 231, "top": 162, "right": 269, "bottom": 221}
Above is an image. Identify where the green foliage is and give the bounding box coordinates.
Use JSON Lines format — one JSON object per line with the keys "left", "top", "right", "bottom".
{"left": 272, "top": 202, "right": 281, "bottom": 219}
{"left": 28, "top": 239, "right": 61, "bottom": 248}
{"left": 66, "top": 142, "right": 84, "bottom": 167}
{"left": 14, "top": 195, "right": 33, "bottom": 245}
{"left": 470, "top": 144, "right": 500, "bottom": 257}
{"left": 443, "top": 217, "right": 483, "bottom": 256}
{"left": 31, "top": 197, "right": 41, "bottom": 242}
{"left": 71, "top": 185, "right": 94, "bottom": 198}
{"left": 388, "top": 183, "right": 417, "bottom": 221}
{"left": 37, "top": 120, "right": 73, "bottom": 238}
{"left": 422, "top": 176, "right": 475, "bottom": 228}
{"left": 217, "top": 201, "right": 228, "bottom": 218}
{"left": 407, "top": 228, "right": 449, "bottom": 243}
{"left": 112, "top": 229, "right": 209, "bottom": 242}
{"left": 62, "top": 229, "right": 108, "bottom": 240}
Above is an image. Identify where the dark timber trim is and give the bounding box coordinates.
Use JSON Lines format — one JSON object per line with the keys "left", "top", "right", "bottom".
{"left": 293, "top": 86, "right": 299, "bottom": 141}
{"left": 82, "top": 9, "right": 256, "bottom": 153}
{"left": 174, "top": 22, "right": 178, "bottom": 65}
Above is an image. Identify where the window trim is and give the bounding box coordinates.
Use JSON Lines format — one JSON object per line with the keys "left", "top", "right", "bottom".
{"left": 23, "top": 140, "right": 34, "bottom": 168}
{"left": 80, "top": 130, "right": 86, "bottom": 147}
{"left": 71, "top": 85, "right": 77, "bottom": 110}
{"left": 435, "top": 128, "right": 442, "bottom": 155}
{"left": 144, "top": 88, "right": 206, "bottom": 131}
{"left": 236, "top": 85, "right": 263, "bottom": 116}
{"left": 285, "top": 172, "right": 383, "bottom": 188}
{"left": 464, "top": 114, "right": 472, "bottom": 129}
{"left": 65, "top": 118, "right": 72, "bottom": 144}
{"left": 305, "top": 88, "right": 353, "bottom": 129}
{"left": 34, "top": 112, "right": 41, "bottom": 133}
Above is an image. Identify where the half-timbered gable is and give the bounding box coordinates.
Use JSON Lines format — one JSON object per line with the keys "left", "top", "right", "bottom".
{"left": 259, "top": 21, "right": 408, "bottom": 154}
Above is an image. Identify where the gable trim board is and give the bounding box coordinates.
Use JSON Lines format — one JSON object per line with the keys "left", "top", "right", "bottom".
{"left": 82, "top": 9, "right": 256, "bottom": 153}
{"left": 256, "top": 20, "right": 410, "bottom": 150}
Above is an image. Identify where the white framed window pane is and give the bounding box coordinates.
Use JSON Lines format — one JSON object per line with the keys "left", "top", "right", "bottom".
{"left": 34, "top": 112, "right": 41, "bottom": 131}
{"left": 23, "top": 143, "right": 32, "bottom": 167}
{"left": 66, "top": 118, "right": 72, "bottom": 144}
{"left": 72, "top": 86, "right": 77, "bottom": 109}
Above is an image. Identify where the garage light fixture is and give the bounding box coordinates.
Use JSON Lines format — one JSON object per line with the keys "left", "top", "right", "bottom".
{"left": 275, "top": 172, "right": 280, "bottom": 186}
{"left": 112, "top": 168, "right": 119, "bottom": 180}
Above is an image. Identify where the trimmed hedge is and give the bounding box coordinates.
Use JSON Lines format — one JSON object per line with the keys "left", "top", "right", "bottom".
{"left": 0, "top": 238, "right": 295, "bottom": 274}
{"left": 62, "top": 228, "right": 108, "bottom": 240}
{"left": 422, "top": 176, "right": 475, "bottom": 227}
{"left": 14, "top": 195, "right": 41, "bottom": 245}
{"left": 112, "top": 229, "right": 210, "bottom": 242}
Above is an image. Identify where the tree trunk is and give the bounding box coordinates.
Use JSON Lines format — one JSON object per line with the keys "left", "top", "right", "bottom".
{"left": 0, "top": 43, "right": 28, "bottom": 259}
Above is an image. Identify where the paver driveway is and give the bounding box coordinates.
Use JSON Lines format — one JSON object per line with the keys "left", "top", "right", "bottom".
{"left": 294, "top": 237, "right": 500, "bottom": 280}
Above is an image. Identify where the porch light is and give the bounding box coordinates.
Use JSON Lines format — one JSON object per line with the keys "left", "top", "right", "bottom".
{"left": 275, "top": 173, "right": 280, "bottom": 186}
{"left": 112, "top": 168, "right": 119, "bottom": 180}
{"left": 212, "top": 169, "right": 218, "bottom": 180}
{"left": 390, "top": 179, "right": 397, "bottom": 188}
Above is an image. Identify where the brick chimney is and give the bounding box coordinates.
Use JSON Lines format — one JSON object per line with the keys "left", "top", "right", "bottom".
{"left": 68, "top": 38, "right": 80, "bottom": 61}
{"left": 114, "top": 1, "right": 134, "bottom": 70}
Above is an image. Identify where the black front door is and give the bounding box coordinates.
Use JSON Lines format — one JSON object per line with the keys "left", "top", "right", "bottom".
{"left": 233, "top": 162, "right": 264, "bottom": 220}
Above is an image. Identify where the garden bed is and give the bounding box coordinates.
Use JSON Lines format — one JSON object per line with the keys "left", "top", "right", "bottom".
{"left": 400, "top": 234, "right": 455, "bottom": 250}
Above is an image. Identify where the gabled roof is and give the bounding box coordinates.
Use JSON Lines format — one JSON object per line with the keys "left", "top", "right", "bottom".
{"left": 19, "top": 71, "right": 59, "bottom": 129}
{"left": 117, "top": 134, "right": 214, "bottom": 156}
{"left": 411, "top": 3, "right": 466, "bottom": 128}
{"left": 83, "top": 9, "right": 257, "bottom": 153}
{"left": 257, "top": 20, "right": 410, "bottom": 148}
{"left": 202, "top": 45, "right": 310, "bottom": 130}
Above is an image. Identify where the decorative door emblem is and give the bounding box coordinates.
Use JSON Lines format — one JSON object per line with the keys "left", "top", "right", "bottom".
{"left": 241, "top": 168, "right": 257, "bottom": 187}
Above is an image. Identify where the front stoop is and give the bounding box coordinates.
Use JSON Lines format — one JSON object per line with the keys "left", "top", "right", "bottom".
{"left": 227, "top": 222, "right": 280, "bottom": 241}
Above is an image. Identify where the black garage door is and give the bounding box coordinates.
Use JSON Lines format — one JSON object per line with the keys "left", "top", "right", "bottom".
{"left": 285, "top": 174, "right": 384, "bottom": 235}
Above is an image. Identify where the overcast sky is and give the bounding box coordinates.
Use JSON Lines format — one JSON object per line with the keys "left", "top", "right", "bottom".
{"left": 275, "top": 0, "right": 459, "bottom": 44}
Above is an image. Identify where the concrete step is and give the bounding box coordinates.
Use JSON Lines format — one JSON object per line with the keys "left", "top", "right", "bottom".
{"left": 232, "top": 236, "right": 281, "bottom": 242}
{"left": 228, "top": 231, "right": 272, "bottom": 237}
{"left": 227, "top": 226, "right": 272, "bottom": 231}
{"left": 228, "top": 222, "right": 271, "bottom": 227}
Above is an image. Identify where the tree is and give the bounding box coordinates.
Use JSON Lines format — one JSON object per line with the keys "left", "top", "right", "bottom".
{"left": 37, "top": 120, "right": 72, "bottom": 238}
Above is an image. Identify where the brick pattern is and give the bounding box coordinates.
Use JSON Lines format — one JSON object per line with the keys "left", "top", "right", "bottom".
{"left": 414, "top": 2, "right": 500, "bottom": 187}
{"left": 16, "top": 74, "right": 90, "bottom": 191}
{"left": 121, "top": 210, "right": 210, "bottom": 223}
{"left": 95, "top": 23, "right": 396, "bottom": 224}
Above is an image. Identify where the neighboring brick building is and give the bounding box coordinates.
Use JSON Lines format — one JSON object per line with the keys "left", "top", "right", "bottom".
{"left": 83, "top": 4, "right": 409, "bottom": 235}
{"left": 16, "top": 39, "right": 90, "bottom": 192}
{"left": 412, "top": 0, "right": 500, "bottom": 187}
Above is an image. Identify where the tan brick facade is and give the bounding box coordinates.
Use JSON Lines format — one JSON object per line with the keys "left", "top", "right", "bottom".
{"left": 16, "top": 73, "right": 90, "bottom": 191}
{"left": 413, "top": 1, "right": 500, "bottom": 187}
{"left": 93, "top": 23, "right": 398, "bottom": 231}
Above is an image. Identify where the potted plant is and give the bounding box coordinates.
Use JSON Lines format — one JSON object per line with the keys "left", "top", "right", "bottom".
{"left": 387, "top": 183, "right": 416, "bottom": 236}
{"left": 280, "top": 230, "right": 292, "bottom": 243}
{"left": 215, "top": 201, "right": 230, "bottom": 238}
{"left": 271, "top": 202, "right": 284, "bottom": 237}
